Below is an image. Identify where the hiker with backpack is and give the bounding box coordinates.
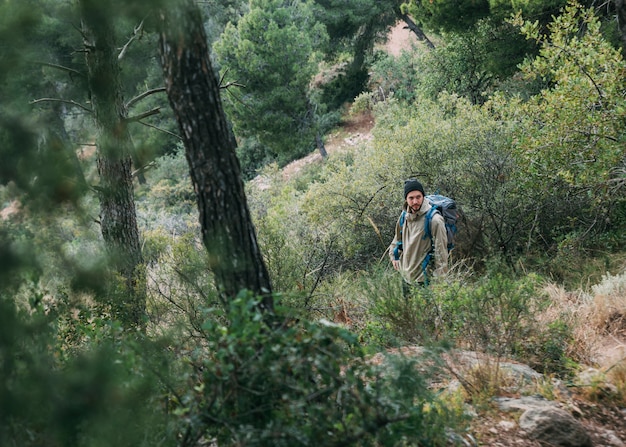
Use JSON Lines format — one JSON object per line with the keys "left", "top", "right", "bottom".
{"left": 389, "top": 178, "right": 453, "bottom": 290}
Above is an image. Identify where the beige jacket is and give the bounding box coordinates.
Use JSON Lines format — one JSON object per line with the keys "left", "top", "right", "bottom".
{"left": 389, "top": 200, "right": 449, "bottom": 284}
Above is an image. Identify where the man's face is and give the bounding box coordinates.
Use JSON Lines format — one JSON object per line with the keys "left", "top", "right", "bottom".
{"left": 406, "top": 190, "right": 424, "bottom": 214}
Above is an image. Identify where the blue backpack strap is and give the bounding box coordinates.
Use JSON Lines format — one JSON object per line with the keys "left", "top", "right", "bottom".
{"left": 421, "top": 251, "right": 433, "bottom": 285}
{"left": 393, "top": 211, "right": 406, "bottom": 261}
{"left": 422, "top": 206, "right": 438, "bottom": 241}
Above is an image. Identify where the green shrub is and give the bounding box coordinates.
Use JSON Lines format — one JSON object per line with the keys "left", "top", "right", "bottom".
{"left": 173, "top": 292, "right": 463, "bottom": 447}
{"left": 0, "top": 297, "right": 172, "bottom": 447}
{"left": 368, "top": 50, "right": 421, "bottom": 103}
{"left": 512, "top": 319, "right": 575, "bottom": 377}
{"left": 449, "top": 272, "right": 546, "bottom": 356}
{"left": 365, "top": 265, "right": 574, "bottom": 376}
{"left": 369, "top": 280, "right": 445, "bottom": 345}
{"left": 247, "top": 174, "right": 346, "bottom": 302}
{"left": 237, "top": 136, "right": 276, "bottom": 181}
{"left": 145, "top": 233, "right": 220, "bottom": 334}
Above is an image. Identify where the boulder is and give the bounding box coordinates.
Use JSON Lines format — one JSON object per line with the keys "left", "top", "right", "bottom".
{"left": 519, "top": 407, "right": 592, "bottom": 447}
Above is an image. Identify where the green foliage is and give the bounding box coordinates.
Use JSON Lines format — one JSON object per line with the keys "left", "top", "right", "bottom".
{"left": 364, "top": 264, "right": 574, "bottom": 376}
{"left": 489, "top": 0, "right": 569, "bottom": 22}
{"left": 214, "top": 0, "right": 329, "bottom": 158}
{"left": 442, "top": 272, "right": 548, "bottom": 355}
{"left": 0, "top": 0, "right": 89, "bottom": 210}
{"left": 139, "top": 144, "right": 196, "bottom": 216}
{"left": 302, "top": 94, "right": 536, "bottom": 265}
{"left": 438, "top": 270, "right": 574, "bottom": 376}
{"left": 405, "top": 0, "right": 490, "bottom": 33}
{"left": 512, "top": 319, "right": 574, "bottom": 376}
{"left": 0, "top": 297, "right": 172, "bottom": 447}
{"left": 172, "top": 292, "right": 461, "bottom": 446}
{"left": 313, "top": 0, "right": 392, "bottom": 45}
{"left": 135, "top": 145, "right": 200, "bottom": 241}
{"left": 247, "top": 170, "right": 342, "bottom": 304}
{"left": 422, "top": 20, "right": 533, "bottom": 103}
{"left": 312, "top": 0, "right": 398, "bottom": 108}
{"left": 502, "top": 1, "right": 626, "bottom": 248}
{"left": 368, "top": 18, "right": 535, "bottom": 105}
{"left": 4, "top": 1, "right": 626, "bottom": 444}
{"left": 406, "top": 0, "right": 576, "bottom": 35}
{"left": 200, "top": 0, "right": 249, "bottom": 45}
{"left": 368, "top": 50, "right": 421, "bottom": 103}
{"left": 144, "top": 232, "right": 221, "bottom": 334}
{"left": 237, "top": 136, "right": 276, "bottom": 180}
{"left": 318, "top": 65, "right": 370, "bottom": 110}
{"left": 366, "top": 269, "right": 445, "bottom": 344}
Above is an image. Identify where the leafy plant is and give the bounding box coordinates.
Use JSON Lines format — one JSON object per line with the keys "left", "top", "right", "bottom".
{"left": 214, "top": 0, "right": 329, "bottom": 158}
{"left": 0, "top": 296, "right": 171, "bottom": 447}
{"left": 172, "top": 292, "right": 463, "bottom": 447}
{"left": 506, "top": 1, "right": 626, "bottom": 247}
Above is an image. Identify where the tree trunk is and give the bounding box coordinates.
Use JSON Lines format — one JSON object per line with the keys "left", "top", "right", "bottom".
{"left": 316, "top": 132, "right": 328, "bottom": 159}
{"left": 80, "top": 0, "right": 146, "bottom": 328}
{"left": 157, "top": 0, "right": 273, "bottom": 310}
{"left": 615, "top": 0, "right": 626, "bottom": 59}
{"left": 397, "top": 13, "right": 435, "bottom": 50}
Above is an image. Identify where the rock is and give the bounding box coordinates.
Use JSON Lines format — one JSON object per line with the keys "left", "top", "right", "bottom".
{"left": 519, "top": 407, "right": 592, "bottom": 447}
{"left": 495, "top": 395, "right": 557, "bottom": 412}
{"left": 600, "top": 429, "right": 625, "bottom": 447}
{"left": 497, "top": 420, "right": 517, "bottom": 431}
{"left": 499, "top": 361, "right": 543, "bottom": 383}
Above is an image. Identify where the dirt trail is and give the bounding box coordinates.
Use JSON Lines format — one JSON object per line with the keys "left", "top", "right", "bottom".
{"left": 280, "top": 110, "right": 375, "bottom": 181}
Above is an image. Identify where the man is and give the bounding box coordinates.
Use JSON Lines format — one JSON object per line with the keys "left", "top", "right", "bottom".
{"left": 389, "top": 179, "right": 449, "bottom": 288}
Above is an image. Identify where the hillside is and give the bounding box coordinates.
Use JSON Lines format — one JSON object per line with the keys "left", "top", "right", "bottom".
{"left": 253, "top": 20, "right": 413, "bottom": 186}
{"left": 273, "top": 112, "right": 626, "bottom": 446}
{"left": 256, "top": 23, "right": 626, "bottom": 446}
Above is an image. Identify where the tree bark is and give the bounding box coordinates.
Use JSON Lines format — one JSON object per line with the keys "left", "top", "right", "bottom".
{"left": 80, "top": 0, "right": 146, "bottom": 328}
{"left": 157, "top": 0, "right": 273, "bottom": 309}
{"left": 315, "top": 132, "right": 328, "bottom": 159}
{"left": 615, "top": 0, "right": 626, "bottom": 59}
{"left": 397, "top": 12, "right": 435, "bottom": 50}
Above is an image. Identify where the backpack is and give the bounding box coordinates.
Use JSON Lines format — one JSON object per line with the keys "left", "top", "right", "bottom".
{"left": 423, "top": 194, "right": 458, "bottom": 252}
{"left": 394, "top": 194, "right": 458, "bottom": 258}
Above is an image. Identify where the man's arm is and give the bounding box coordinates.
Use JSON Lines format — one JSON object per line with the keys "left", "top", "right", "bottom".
{"left": 389, "top": 215, "right": 403, "bottom": 269}
{"left": 432, "top": 214, "right": 449, "bottom": 276}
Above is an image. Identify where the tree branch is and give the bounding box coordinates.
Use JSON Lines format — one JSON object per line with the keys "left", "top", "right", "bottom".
{"left": 549, "top": 43, "right": 605, "bottom": 101}
{"left": 39, "top": 62, "right": 82, "bottom": 77}
{"left": 118, "top": 19, "right": 145, "bottom": 61}
{"left": 125, "top": 87, "right": 167, "bottom": 109}
{"left": 398, "top": 13, "right": 435, "bottom": 49}
{"left": 29, "top": 98, "right": 92, "bottom": 113}
{"left": 218, "top": 68, "right": 245, "bottom": 90}
{"left": 137, "top": 120, "right": 182, "bottom": 140}
{"left": 125, "top": 107, "right": 161, "bottom": 123}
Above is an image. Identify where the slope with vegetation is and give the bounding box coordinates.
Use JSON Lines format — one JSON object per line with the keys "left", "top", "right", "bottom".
{"left": 1, "top": 0, "right": 626, "bottom": 446}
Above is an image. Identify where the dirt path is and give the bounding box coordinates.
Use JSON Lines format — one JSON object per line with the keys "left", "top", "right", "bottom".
{"left": 280, "top": 110, "right": 375, "bottom": 181}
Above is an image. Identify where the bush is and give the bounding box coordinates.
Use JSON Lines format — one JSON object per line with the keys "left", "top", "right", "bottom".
{"left": 172, "top": 292, "right": 463, "bottom": 447}
{"left": 0, "top": 297, "right": 172, "bottom": 447}
{"left": 366, "top": 265, "right": 574, "bottom": 376}
{"left": 367, "top": 270, "right": 446, "bottom": 345}
{"left": 236, "top": 137, "right": 276, "bottom": 181}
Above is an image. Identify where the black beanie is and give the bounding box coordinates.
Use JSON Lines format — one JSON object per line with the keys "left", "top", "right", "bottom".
{"left": 404, "top": 179, "right": 425, "bottom": 199}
